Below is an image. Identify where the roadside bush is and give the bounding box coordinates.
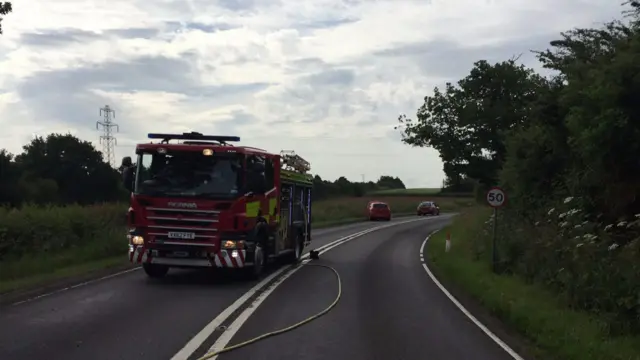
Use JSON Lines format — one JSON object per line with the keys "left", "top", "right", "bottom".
{"left": 428, "top": 207, "right": 640, "bottom": 360}
{"left": 0, "top": 203, "right": 127, "bottom": 261}
{"left": 476, "top": 198, "right": 640, "bottom": 335}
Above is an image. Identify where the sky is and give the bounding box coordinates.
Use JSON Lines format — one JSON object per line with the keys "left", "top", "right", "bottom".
{"left": 0, "top": 0, "right": 624, "bottom": 188}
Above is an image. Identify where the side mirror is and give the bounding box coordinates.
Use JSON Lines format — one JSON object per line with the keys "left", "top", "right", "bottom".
{"left": 120, "top": 156, "right": 133, "bottom": 169}
{"left": 120, "top": 156, "right": 135, "bottom": 192}
{"left": 122, "top": 167, "right": 135, "bottom": 192}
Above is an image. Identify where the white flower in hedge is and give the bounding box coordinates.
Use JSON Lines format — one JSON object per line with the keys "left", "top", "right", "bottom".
{"left": 582, "top": 234, "right": 597, "bottom": 241}
{"left": 576, "top": 243, "right": 584, "bottom": 248}
{"left": 574, "top": 224, "right": 582, "bottom": 229}
{"left": 608, "top": 243, "right": 619, "bottom": 251}
{"left": 567, "top": 209, "right": 581, "bottom": 216}
{"left": 548, "top": 208, "right": 556, "bottom": 215}
{"left": 564, "top": 197, "right": 574, "bottom": 204}
{"left": 559, "top": 212, "right": 567, "bottom": 219}
{"left": 617, "top": 221, "right": 627, "bottom": 227}
{"left": 604, "top": 224, "right": 614, "bottom": 231}
{"left": 535, "top": 221, "right": 540, "bottom": 226}
{"left": 635, "top": 213, "right": 640, "bottom": 218}
{"left": 560, "top": 221, "right": 569, "bottom": 228}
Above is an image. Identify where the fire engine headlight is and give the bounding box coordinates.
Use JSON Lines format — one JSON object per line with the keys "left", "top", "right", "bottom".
{"left": 131, "top": 235, "right": 144, "bottom": 245}
{"left": 223, "top": 240, "right": 245, "bottom": 249}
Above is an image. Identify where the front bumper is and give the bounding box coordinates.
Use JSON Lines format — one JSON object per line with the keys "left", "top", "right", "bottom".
{"left": 128, "top": 245, "right": 249, "bottom": 268}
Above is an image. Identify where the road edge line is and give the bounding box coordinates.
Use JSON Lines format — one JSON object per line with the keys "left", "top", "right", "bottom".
{"left": 420, "top": 231, "right": 525, "bottom": 360}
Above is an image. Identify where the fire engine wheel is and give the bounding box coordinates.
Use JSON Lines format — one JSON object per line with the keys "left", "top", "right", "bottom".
{"left": 246, "top": 245, "right": 265, "bottom": 279}
{"left": 283, "top": 235, "right": 303, "bottom": 264}
{"left": 142, "top": 263, "right": 169, "bottom": 278}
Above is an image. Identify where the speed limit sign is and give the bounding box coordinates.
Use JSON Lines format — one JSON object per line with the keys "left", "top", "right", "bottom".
{"left": 486, "top": 187, "right": 506, "bottom": 208}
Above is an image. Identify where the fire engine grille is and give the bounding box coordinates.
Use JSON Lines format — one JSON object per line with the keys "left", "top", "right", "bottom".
{"left": 145, "top": 207, "right": 219, "bottom": 242}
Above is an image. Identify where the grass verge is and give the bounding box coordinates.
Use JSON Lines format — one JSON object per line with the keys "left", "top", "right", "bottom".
{"left": 426, "top": 207, "right": 640, "bottom": 360}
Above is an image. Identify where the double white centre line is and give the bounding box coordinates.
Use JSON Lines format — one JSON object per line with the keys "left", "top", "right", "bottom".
{"left": 171, "top": 216, "right": 437, "bottom": 360}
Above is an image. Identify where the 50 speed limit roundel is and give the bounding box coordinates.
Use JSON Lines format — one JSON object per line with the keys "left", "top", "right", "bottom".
{"left": 486, "top": 187, "right": 506, "bottom": 208}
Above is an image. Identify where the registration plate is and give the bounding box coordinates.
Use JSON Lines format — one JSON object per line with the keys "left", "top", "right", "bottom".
{"left": 168, "top": 231, "right": 196, "bottom": 240}
{"left": 168, "top": 251, "right": 189, "bottom": 258}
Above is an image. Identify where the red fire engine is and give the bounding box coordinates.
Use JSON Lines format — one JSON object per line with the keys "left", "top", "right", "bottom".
{"left": 120, "top": 132, "right": 313, "bottom": 279}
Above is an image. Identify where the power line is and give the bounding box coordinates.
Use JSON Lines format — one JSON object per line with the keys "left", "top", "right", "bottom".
{"left": 96, "top": 105, "right": 119, "bottom": 167}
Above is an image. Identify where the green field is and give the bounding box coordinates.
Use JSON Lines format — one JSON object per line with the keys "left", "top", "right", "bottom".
{"left": 0, "top": 195, "right": 473, "bottom": 295}
{"left": 367, "top": 187, "right": 441, "bottom": 196}
{"left": 426, "top": 207, "right": 640, "bottom": 360}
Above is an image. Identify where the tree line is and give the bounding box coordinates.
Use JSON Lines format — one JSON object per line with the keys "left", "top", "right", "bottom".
{"left": 399, "top": 1, "right": 640, "bottom": 224}
{"left": 0, "top": 133, "right": 407, "bottom": 207}
{"left": 398, "top": 1, "right": 640, "bottom": 334}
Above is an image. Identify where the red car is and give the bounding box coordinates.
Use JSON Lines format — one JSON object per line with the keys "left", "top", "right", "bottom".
{"left": 417, "top": 201, "right": 440, "bottom": 216}
{"left": 367, "top": 201, "right": 391, "bottom": 221}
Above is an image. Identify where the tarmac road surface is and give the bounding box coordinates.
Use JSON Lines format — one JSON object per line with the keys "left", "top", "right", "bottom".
{"left": 197, "top": 215, "right": 519, "bottom": 360}
{"left": 0, "top": 214, "right": 521, "bottom": 360}
{"left": 0, "top": 216, "right": 430, "bottom": 360}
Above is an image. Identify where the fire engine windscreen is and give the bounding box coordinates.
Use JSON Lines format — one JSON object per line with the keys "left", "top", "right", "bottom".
{"left": 134, "top": 150, "right": 242, "bottom": 198}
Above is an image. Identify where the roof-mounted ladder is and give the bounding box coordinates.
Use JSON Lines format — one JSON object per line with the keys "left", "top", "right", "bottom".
{"left": 280, "top": 150, "right": 310, "bottom": 174}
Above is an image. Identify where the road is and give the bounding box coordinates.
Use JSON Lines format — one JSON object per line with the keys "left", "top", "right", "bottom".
{"left": 0, "top": 215, "right": 518, "bottom": 360}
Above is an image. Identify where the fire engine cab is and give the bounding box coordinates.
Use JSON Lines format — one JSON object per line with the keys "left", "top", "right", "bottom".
{"left": 120, "top": 132, "right": 313, "bottom": 279}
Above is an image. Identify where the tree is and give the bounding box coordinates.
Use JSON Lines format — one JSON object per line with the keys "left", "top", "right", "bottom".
{"left": 15, "top": 133, "right": 125, "bottom": 205}
{"left": 0, "top": 149, "right": 20, "bottom": 206}
{"left": 376, "top": 175, "right": 406, "bottom": 190}
{"left": 498, "top": 77, "right": 570, "bottom": 212}
{"left": 539, "top": 14, "right": 640, "bottom": 220}
{"left": 0, "top": 2, "right": 12, "bottom": 35}
{"left": 397, "top": 59, "right": 547, "bottom": 187}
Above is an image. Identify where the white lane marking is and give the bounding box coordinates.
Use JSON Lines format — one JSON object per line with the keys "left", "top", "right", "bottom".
{"left": 420, "top": 232, "right": 525, "bottom": 360}
{"left": 201, "top": 219, "right": 426, "bottom": 359}
{"left": 170, "top": 227, "right": 376, "bottom": 360}
{"left": 8, "top": 219, "right": 417, "bottom": 307}
{"left": 10, "top": 267, "right": 141, "bottom": 306}
{"left": 171, "top": 226, "right": 381, "bottom": 360}
{"left": 172, "top": 216, "right": 436, "bottom": 360}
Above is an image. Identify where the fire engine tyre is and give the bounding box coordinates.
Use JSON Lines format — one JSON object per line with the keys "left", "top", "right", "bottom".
{"left": 283, "top": 234, "right": 303, "bottom": 264}
{"left": 245, "top": 245, "right": 265, "bottom": 279}
{"left": 143, "top": 263, "right": 169, "bottom": 278}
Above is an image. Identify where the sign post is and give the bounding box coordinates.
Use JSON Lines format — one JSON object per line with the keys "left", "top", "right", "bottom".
{"left": 486, "top": 186, "right": 507, "bottom": 273}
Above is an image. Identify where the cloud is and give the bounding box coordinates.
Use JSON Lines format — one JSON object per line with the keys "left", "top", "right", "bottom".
{"left": 0, "top": 0, "right": 625, "bottom": 187}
